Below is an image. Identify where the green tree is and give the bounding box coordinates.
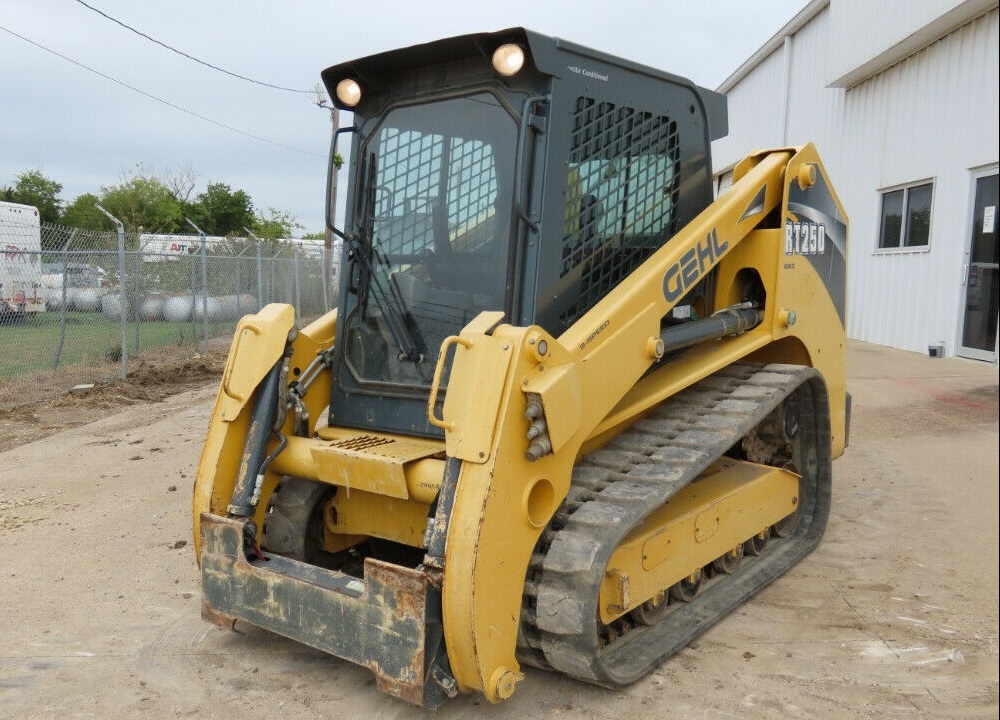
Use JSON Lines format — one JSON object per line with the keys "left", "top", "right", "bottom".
{"left": 2, "top": 169, "right": 63, "bottom": 222}
{"left": 60, "top": 193, "right": 108, "bottom": 231}
{"left": 252, "top": 207, "right": 303, "bottom": 239}
{"left": 189, "top": 182, "right": 255, "bottom": 236}
{"left": 98, "top": 170, "right": 184, "bottom": 233}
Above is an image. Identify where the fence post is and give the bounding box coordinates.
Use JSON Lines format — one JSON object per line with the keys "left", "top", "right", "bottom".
{"left": 185, "top": 218, "right": 209, "bottom": 355}
{"left": 245, "top": 228, "right": 264, "bottom": 310}
{"left": 52, "top": 229, "right": 77, "bottom": 369}
{"left": 132, "top": 234, "right": 147, "bottom": 353}
{"left": 294, "top": 245, "right": 302, "bottom": 318}
{"left": 235, "top": 244, "right": 253, "bottom": 316}
{"left": 271, "top": 247, "right": 283, "bottom": 308}
{"left": 235, "top": 248, "right": 242, "bottom": 310}
{"left": 95, "top": 204, "right": 128, "bottom": 379}
{"left": 189, "top": 247, "right": 197, "bottom": 343}
{"left": 258, "top": 240, "right": 265, "bottom": 307}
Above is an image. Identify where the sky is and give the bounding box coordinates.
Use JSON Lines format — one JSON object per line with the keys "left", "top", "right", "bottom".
{"left": 1, "top": 0, "right": 807, "bottom": 236}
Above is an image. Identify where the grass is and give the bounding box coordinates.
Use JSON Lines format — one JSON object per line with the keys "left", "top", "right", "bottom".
{"left": 0, "top": 310, "right": 235, "bottom": 380}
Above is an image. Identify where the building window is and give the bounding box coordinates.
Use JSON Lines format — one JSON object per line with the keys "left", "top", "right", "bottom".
{"left": 878, "top": 182, "right": 933, "bottom": 250}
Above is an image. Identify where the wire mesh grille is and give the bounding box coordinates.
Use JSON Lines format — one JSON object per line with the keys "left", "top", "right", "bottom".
{"left": 559, "top": 96, "right": 680, "bottom": 326}
{"left": 375, "top": 130, "right": 443, "bottom": 256}
{"left": 373, "top": 131, "right": 499, "bottom": 257}
{"left": 447, "top": 138, "right": 499, "bottom": 252}
{"left": 366, "top": 126, "right": 505, "bottom": 360}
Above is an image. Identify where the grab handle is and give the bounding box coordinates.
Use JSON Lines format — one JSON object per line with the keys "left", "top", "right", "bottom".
{"left": 427, "top": 335, "right": 472, "bottom": 430}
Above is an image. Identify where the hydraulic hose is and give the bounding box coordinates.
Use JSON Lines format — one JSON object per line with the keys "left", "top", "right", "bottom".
{"left": 227, "top": 361, "right": 284, "bottom": 518}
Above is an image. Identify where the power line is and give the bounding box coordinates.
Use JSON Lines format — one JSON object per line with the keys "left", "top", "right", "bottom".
{"left": 0, "top": 24, "right": 323, "bottom": 158}
{"left": 73, "top": 0, "right": 314, "bottom": 94}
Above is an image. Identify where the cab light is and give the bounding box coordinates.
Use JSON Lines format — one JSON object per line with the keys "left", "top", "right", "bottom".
{"left": 336, "top": 78, "right": 362, "bottom": 107}
{"left": 492, "top": 44, "right": 525, "bottom": 77}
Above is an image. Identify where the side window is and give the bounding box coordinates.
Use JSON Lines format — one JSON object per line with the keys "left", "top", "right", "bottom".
{"left": 559, "top": 97, "right": 679, "bottom": 327}
{"left": 878, "top": 182, "right": 933, "bottom": 250}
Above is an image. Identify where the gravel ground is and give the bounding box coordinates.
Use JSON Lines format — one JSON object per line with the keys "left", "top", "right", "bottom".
{"left": 0, "top": 341, "right": 996, "bottom": 720}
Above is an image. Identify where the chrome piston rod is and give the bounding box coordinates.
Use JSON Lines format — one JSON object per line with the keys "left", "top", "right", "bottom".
{"left": 660, "top": 303, "right": 762, "bottom": 354}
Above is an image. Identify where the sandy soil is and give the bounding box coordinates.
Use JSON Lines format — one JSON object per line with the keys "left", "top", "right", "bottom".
{"left": 0, "top": 350, "right": 227, "bottom": 454}
{"left": 0, "top": 341, "right": 997, "bottom": 720}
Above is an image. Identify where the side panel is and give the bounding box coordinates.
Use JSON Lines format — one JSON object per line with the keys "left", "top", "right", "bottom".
{"left": 780, "top": 147, "right": 848, "bottom": 455}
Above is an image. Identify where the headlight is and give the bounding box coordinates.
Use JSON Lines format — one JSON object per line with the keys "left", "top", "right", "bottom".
{"left": 336, "top": 78, "right": 362, "bottom": 107}
{"left": 492, "top": 44, "right": 525, "bottom": 77}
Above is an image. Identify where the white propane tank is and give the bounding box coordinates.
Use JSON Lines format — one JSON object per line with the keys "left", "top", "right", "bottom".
{"left": 162, "top": 295, "right": 193, "bottom": 323}
{"left": 140, "top": 295, "right": 166, "bottom": 321}
{"left": 74, "top": 288, "right": 104, "bottom": 312}
{"left": 101, "top": 293, "right": 125, "bottom": 321}
{"left": 192, "top": 295, "right": 222, "bottom": 321}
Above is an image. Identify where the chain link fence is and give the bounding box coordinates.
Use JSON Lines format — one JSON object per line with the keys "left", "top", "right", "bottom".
{"left": 1, "top": 212, "right": 339, "bottom": 408}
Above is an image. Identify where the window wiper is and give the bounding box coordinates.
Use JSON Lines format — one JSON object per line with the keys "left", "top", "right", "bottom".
{"left": 351, "top": 151, "right": 423, "bottom": 363}
{"left": 361, "top": 239, "right": 423, "bottom": 362}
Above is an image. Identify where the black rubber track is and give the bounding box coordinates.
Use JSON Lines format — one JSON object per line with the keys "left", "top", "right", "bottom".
{"left": 516, "top": 363, "right": 832, "bottom": 686}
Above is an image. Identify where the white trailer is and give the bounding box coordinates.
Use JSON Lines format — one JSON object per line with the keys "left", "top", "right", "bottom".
{"left": 0, "top": 201, "right": 45, "bottom": 320}
{"left": 140, "top": 233, "right": 226, "bottom": 261}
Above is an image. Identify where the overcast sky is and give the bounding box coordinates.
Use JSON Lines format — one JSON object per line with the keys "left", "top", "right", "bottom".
{"left": 1, "top": 0, "right": 805, "bottom": 235}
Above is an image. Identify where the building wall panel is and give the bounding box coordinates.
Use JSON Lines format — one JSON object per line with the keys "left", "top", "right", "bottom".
{"left": 841, "top": 9, "right": 999, "bottom": 354}
{"left": 829, "top": 0, "right": 967, "bottom": 81}
{"left": 711, "top": 46, "right": 788, "bottom": 172}
{"left": 713, "top": 4, "right": 998, "bottom": 357}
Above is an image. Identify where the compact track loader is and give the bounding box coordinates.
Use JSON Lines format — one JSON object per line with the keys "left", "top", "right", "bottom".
{"left": 194, "top": 28, "right": 848, "bottom": 708}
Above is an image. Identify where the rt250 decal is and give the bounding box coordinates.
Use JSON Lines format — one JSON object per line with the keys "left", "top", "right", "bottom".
{"left": 785, "top": 220, "right": 826, "bottom": 256}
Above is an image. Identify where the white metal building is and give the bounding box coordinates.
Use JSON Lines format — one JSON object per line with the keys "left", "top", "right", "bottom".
{"left": 712, "top": 0, "right": 999, "bottom": 361}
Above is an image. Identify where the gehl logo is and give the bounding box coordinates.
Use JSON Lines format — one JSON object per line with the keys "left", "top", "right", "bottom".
{"left": 785, "top": 220, "right": 826, "bottom": 255}
{"left": 663, "top": 228, "right": 728, "bottom": 303}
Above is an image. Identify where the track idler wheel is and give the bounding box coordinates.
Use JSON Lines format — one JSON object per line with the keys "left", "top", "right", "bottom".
{"left": 669, "top": 569, "right": 704, "bottom": 603}
{"left": 744, "top": 528, "right": 771, "bottom": 556}
{"left": 772, "top": 506, "right": 800, "bottom": 538}
{"left": 630, "top": 590, "right": 670, "bottom": 626}
{"left": 712, "top": 543, "right": 745, "bottom": 575}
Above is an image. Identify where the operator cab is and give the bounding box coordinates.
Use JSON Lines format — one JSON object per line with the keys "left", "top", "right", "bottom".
{"left": 321, "top": 28, "right": 726, "bottom": 437}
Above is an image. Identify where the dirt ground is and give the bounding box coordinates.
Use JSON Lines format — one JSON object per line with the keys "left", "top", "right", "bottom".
{"left": 0, "top": 341, "right": 997, "bottom": 720}
{"left": 0, "top": 347, "right": 228, "bottom": 454}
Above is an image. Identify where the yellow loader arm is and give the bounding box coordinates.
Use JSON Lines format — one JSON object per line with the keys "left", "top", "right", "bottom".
{"left": 435, "top": 144, "right": 847, "bottom": 700}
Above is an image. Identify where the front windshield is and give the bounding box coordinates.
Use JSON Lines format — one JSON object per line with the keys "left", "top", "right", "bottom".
{"left": 344, "top": 92, "right": 517, "bottom": 387}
